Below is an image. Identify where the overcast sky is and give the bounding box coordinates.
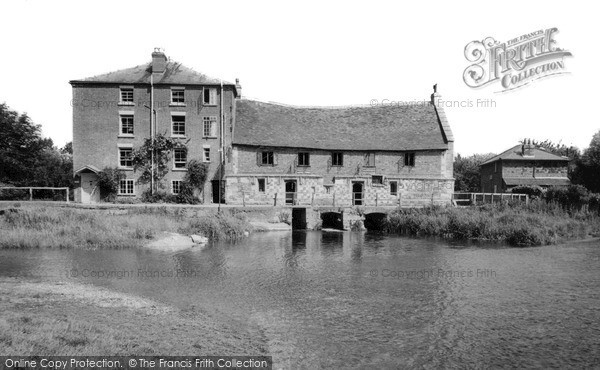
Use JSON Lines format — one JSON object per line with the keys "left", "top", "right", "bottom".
{"left": 1, "top": 0, "right": 597, "bottom": 155}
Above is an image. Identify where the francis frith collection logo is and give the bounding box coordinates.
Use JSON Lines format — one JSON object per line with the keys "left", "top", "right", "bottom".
{"left": 463, "top": 27, "right": 572, "bottom": 92}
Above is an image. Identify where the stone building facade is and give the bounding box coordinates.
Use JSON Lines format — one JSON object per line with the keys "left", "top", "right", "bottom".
{"left": 480, "top": 142, "right": 570, "bottom": 193}
{"left": 72, "top": 50, "right": 454, "bottom": 206}
{"left": 70, "top": 50, "right": 239, "bottom": 203}
{"left": 225, "top": 91, "right": 455, "bottom": 207}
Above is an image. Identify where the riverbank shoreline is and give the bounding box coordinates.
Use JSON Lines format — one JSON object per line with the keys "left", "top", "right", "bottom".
{"left": 0, "top": 277, "right": 269, "bottom": 355}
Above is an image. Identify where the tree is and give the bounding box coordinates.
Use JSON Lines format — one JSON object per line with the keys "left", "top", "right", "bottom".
{"left": 574, "top": 130, "right": 600, "bottom": 193}
{"left": 0, "top": 103, "right": 64, "bottom": 186}
{"left": 453, "top": 153, "right": 496, "bottom": 192}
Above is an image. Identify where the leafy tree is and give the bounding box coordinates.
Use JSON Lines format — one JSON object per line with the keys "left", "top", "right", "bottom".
{"left": 573, "top": 130, "right": 600, "bottom": 193}
{"left": 97, "top": 167, "right": 125, "bottom": 201}
{"left": 0, "top": 103, "right": 72, "bottom": 187}
{"left": 453, "top": 153, "right": 496, "bottom": 192}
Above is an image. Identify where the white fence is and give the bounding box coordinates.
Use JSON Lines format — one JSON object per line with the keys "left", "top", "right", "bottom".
{"left": 452, "top": 192, "right": 528, "bottom": 206}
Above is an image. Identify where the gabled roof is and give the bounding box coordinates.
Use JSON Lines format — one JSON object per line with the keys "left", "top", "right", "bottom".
{"left": 233, "top": 99, "right": 451, "bottom": 151}
{"left": 69, "top": 61, "right": 235, "bottom": 87}
{"left": 482, "top": 144, "right": 569, "bottom": 165}
{"left": 74, "top": 164, "right": 101, "bottom": 175}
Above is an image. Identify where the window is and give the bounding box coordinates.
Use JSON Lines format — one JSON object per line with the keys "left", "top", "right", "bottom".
{"left": 390, "top": 181, "right": 398, "bottom": 195}
{"left": 203, "top": 116, "right": 217, "bottom": 137}
{"left": 365, "top": 153, "right": 375, "bottom": 167}
{"left": 203, "top": 147, "right": 211, "bottom": 162}
{"left": 172, "top": 180, "right": 182, "bottom": 195}
{"left": 260, "top": 151, "right": 274, "bottom": 166}
{"left": 404, "top": 152, "right": 415, "bottom": 167}
{"left": 258, "top": 178, "right": 266, "bottom": 192}
{"left": 203, "top": 87, "right": 217, "bottom": 105}
{"left": 119, "top": 148, "right": 133, "bottom": 168}
{"left": 118, "top": 179, "right": 134, "bottom": 195}
{"left": 332, "top": 152, "right": 343, "bottom": 166}
{"left": 172, "top": 115, "right": 186, "bottom": 136}
{"left": 120, "top": 115, "right": 134, "bottom": 135}
{"left": 120, "top": 88, "right": 133, "bottom": 103}
{"left": 372, "top": 175, "right": 383, "bottom": 185}
{"left": 174, "top": 148, "right": 187, "bottom": 169}
{"left": 298, "top": 152, "right": 310, "bottom": 166}
{"left": 171, "top": 89, "right": 185, "bottom": 104}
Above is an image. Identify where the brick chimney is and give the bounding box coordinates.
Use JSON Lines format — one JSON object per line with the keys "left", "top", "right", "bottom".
{"left": 235, "top": 78, "right": 242, "bottom": 99}
{"left": 430, "top": 83, "right": 441, "bottom": 105}
{"left": 522, "top": 139, "right": 534, "bottom": 157}
{"left": 151, "top": 48, "right": 167, "bottom": 74}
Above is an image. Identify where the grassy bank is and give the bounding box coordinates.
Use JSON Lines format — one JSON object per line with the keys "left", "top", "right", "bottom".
{"left": 0, "top": 278, "right": 268, "bottom": 355}
{"left": 385, "top": 201, "right": 600, "bottom": 246}
{"left": 0, "top": 205, "right": 251, "bottom": 249}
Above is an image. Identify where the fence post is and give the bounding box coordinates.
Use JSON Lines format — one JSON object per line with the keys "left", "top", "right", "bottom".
{"left": 65, "top": 188, "right": 70, "bottom": 203}
{"left": 29, "top": 188, "right": 33, "bottom": 201}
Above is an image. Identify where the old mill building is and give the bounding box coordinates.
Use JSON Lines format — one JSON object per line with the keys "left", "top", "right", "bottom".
{"left": 71, "top": 50, "right": 455, "bottom": 206}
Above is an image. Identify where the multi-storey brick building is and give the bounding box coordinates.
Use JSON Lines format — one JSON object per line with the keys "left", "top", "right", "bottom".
{"left": 70, "top": 49, "right": 239, "bottom": 203}
{"left": 480, "top": 142, "right": 570, "bottom": 193}
{"left": 72, "top": 50, "right": 454, "bottom": 206}
{"left": 225, "top": 88, "right": 455, "bottom": 207}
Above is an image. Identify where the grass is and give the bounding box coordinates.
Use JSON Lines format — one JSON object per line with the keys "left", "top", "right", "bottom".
{"left": 0, "top": 278, "right": 268, "bottom": 355}
{"left": 385, "top": 200, "right": 600, "bottom": 246}
{"left": 0, "top": 205, "right": 252, "bottom": 249}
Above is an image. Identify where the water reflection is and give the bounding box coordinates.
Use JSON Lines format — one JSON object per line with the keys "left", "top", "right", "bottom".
{"left": 1, "top": 233, "right": 599, "bottom": 368}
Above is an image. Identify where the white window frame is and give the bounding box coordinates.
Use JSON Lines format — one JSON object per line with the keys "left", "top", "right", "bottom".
{"left": 203, "top": 116, "right": 217, "bottom": 138}
{"left": 171, "top": 180, "right": 182, "bottom": 195}
{"left": 119, "top": 112, "right": 134, "bottom": 137}
{"left": 119, "top": 87, "right": 134, "bottom": 105}
{"left": 118, "top": 145, "right": 133, "bottom": 169}
{"left": 365, "top": 153, "right": 376, "bottom": 167}
{"left": 118, "top": 179, "right": 135, "bottom": 195}
{"left": 171, "top": 112, "right": 186, "bottom": 137}
{"left": 203, "top": 87, "right": 217, "bottom": 105}
{"left": 173, "top": 148, "right": 187, "bottom": 169}
{"left": 171, "top": 88, "right": 185, "bottom": 105}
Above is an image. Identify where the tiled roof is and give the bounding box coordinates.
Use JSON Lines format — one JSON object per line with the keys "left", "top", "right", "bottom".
{"left": 70, "top": 61, "right": 234, "bottom": 86}
{"left": 233, "top": 99, "right": 451, "bottom": 151}
{"left": 504, "top": 177, "right": 571, "bottom": 187}
{"left": 482, "top": 144, "right": 569, "bottom": 165}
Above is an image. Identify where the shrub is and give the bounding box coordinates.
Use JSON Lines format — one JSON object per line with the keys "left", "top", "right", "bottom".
{"left": 97, "top": 167, "right": 125, "bottom": 202}
{"left": 511, "top": 185, "right": 543, "bottom": 199}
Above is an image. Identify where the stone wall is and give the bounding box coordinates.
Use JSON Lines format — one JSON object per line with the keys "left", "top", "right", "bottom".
{"left": 225, "top": 174, "right": 454, "bottom": 207}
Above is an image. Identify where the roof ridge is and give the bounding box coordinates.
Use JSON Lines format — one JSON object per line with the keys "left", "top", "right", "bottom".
{"left": 240, "top": 97, "right": 406, "bottom": 110}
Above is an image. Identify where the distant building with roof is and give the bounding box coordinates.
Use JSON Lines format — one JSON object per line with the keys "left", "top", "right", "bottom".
{"left": 480, "top": 141, "right": 570, "bottom": 193}
{"left": 70, "top": 50, "right": 455, "bottom": 206}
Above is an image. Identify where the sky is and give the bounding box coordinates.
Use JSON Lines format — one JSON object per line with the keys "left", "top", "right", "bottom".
{"left": 1, "top": 0, "right": 598, "bottom": 156}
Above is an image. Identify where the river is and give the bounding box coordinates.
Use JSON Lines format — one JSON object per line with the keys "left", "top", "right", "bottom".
{"left": 1, "top": 231, "right": 599, "bottom": 368}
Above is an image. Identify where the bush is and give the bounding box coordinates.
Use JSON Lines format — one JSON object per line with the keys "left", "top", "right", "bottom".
{"left": 544, "top": 185, "right": 590, "bottom": 210}
{"left": 97, "top": 168, "right": 125, "bottom": 202}
{"left": 511, "top": 185, "right": 543, "bottom": 199}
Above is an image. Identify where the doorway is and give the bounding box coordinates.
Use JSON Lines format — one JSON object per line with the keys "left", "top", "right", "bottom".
{"left": 352, "top": 182, "right": 363, "bottom": 206}
{"left": 81, "top": 172, "right": 100, "bottom": 204}
{"left": 285, "top": 180, "right": 297, "bottom": 205}
{"left": 211, "top": 180, "right": 225, "bottom": 204}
